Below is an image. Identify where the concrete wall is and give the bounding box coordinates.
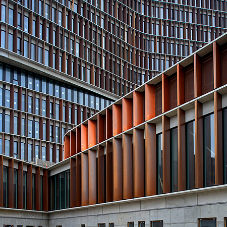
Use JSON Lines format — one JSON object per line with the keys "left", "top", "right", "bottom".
{"left": 0, "top": 209, "right": 48, "bottom": 227}
{"left": 48, "top": 186, "right": 227, "bottom": 227}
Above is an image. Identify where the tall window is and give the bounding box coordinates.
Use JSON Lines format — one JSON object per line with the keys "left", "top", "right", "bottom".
{"left": 186, "top": 121, "right": 195, "bottom": 189}
{"left": 3, "top": 166, "right": 8, "bottom": 207}
{"left": 171, "top": 127, "right": 178, "bottom": 192}
{"left": 28, "top": 144, "right": 33, "bottom": 162}
{"left": 150, "top": 221, "right": 163, "bottom": 227}
{"left": 204, "top": 113, "right": 215, "bottom": 187}
{"left": 157, "top": 133, "right": 163, "bottom": 194}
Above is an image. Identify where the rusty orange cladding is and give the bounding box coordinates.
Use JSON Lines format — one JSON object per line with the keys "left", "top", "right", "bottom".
{"left": 133, "top": 91, "right": 144, "bottom": 126}
{"left": 112, "top": 104, "right": 122, "bottom": 136}
{"left": 81, "top": 124, "right": 88, "bottom": 151}
{"left": 88, "top": 120, "right": 97, "bottom": 148}
{"left": 145, "top": 84, "right": 156, "bottom": 121}
{"left": 122, "top": 98, "right": 133, "bottom": 131}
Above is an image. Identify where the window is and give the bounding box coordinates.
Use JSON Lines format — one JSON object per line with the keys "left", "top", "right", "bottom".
{"left": 9, "top": 8, "right": 14, "bottom": 26}
{"left": 150, "top": 221, "right": 163, "bottom": 227}
{"left": 157, "top": 133, "right": 163, "bottom": 194}
{"left": 128, "top": 223, "right": 134, "bottom": 227}
{"left": 171, "top": 127, "right": 178, "bottom": 192}
{"left": 98, "top": 224, "right": 105, "bottom": 227}
{"left": 138, "top": 222, "right": 145, "bottom": 227}
{"left": 186, "top": 121, "right": 195, "bottom": 190}
{"left": 198, "top": 218, "right": 216, "bottom": 227}
{"left": 204, "top": 113, "right": 215, "bottom": 187}
{"left": 109, "top": 224, "right": 114, "bottom": 227}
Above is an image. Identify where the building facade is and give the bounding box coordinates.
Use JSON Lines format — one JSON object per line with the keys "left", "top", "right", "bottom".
{"left": 1, "top": 0, "right": 227, "bottom": 226}
{"left": 1, "top": 27, "right": 227, "bottom": 227}
{"left": 1, "top": 0, "right": 227, "bottom": 164}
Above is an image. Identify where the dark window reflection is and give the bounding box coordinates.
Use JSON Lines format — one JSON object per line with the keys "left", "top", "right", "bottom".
{"left": 157, "top": 133, "right": 163, "bottom": 194}
{"left": 204, "top": 114, "right": 215, "bottom": 187}
{"left": 186, "top": 121, "right": 195, "bottom": 190}
{"left": 171, "top": 127, "right": 178, "bottom": 192}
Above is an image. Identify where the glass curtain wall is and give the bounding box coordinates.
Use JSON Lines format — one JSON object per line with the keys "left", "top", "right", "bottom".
{"left": 49, "top": 170, "right": 70, "bottom": 210}
{"left": 186, "top": 121, "right": 195, "bottom": 190}
{"left": 204, "top": 114, "right": 215, "bottom": 187}
{"left": 157, "top": 133, "right": 163, "bottom": 194}
{"left": 171, "top": 127, "right": 178, "bottom": 192}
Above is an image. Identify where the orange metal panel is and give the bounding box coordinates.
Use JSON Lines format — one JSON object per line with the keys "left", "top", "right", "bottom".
{"left": 162, "top": 73, "right": 169, "bottom": 113}
{"left": 81, "top": 124, "right": 88, "bottom": 151}
{"left": 195, "top": 100, "right": 203, "bottom": 188}
{"left": 122, "top": 98, "right": 133, "bottom": 131}
{"left": 113, "top": 104, "right": 122, "bottom": 136}
{"left": 98, "top": 146, "right": 105, "bottom": 203}
{"left": 70, "top": 158, "right": 77, "bottom": 208}
{"left": 133, "top": 129, "right": 145, "bottom": 198}
{"left": 162, "top": 115, "right": 171, "bottom": 193}
{"left": 81, "top": 153, "right": 88, "bottom": 206}
{"left": 122, "top": 134, "right": 133, "bottom": 199}
{"left": 76, "top": 155, "right": 81, "bottom": 207}
{"left": 213, "top": 42, "right": 221, "bottom": 89}
{"left": 8, "top": 159, "right": 14, "bottom": 208}
{"left": 97, "top": 114, "right": 105, "bottom": 143}
{"left": 113, "top": 138, "right": 123, "bottom": 201}
{"left": 70, "top": 131, "right": 76, "bottom": 156}
{"left": 194, "top": 54, "right": 202, "bottom": 98}
{"left": 106, "top": 141, "right": 113, "bottom": 202}
{"left": 177, "top": 64, "right": 185, "bottom": 106}
{"left": 64, "top": 136, "right": 70, "bottom": 160}
{"left": 178, "top": 108, "right": 186, "bottom": 191}
{"left": 145, "top": 123, "right": 156, "bottom": 196}
{"left": 76, "top": 127, "right": 81, "bottom": 154}
{"left": 88, "top": 150, "right": 97, "bottom": 205}
{"left": 133, "top": 91, "right": 144, "bottom": 126}
{"left": 88, "top": 120, "right": 97, "bottom": 148}
{"left": 214, "top": 91, "right": 223, "bottom": 185}
{"left": 145, "top": 84, "right": 156, "bottom": 121}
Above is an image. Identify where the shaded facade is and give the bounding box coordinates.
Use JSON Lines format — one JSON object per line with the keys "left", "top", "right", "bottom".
{"left": 0, "top": 0, "right": 227, "bottom": 164}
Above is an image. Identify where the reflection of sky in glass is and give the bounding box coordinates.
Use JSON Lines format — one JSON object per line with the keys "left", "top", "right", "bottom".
{"left": 210, "top": 114, "right": 215, "bottom": 158}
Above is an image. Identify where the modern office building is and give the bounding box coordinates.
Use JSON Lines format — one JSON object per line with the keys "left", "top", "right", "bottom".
{"left": 0, "top": 0, "right": 227, "bottom": 163}
{"left": 1, "top": 0, "right": 227, "bottom": 226}
{"left": 1, "top": 23, "right": 227, "bottom": 227}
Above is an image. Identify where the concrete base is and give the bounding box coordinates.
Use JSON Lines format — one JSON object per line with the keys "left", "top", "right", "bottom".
{"left": 1, "top": 185, "right": 227, "bottom": 227}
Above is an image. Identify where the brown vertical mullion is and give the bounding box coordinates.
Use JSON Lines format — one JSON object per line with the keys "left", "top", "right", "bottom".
{"left": 88, "top": 150, "right": 96, "bottom": 205}
{"left": 76, "top": 155, "right": 81, "bottom": 207}
{"left": 177, "top": 64, "right": 185, "bottom": 106}
{"left": 113, "top": 138, "right": 123, "bottom": 201}
{"left": 133, "top": 129, "right": 144, "bottom": 198}
{"left": 106, "top": 141, "right": 113, "bottom": 202}
{"left": 98, "top": 146, "right": 105, "bottom": 203}
{"left": 145, "top": 84, "right": 156, "bottom": 121}
{"left": 122, "top": 134, "right": 133, "bottom": 200}
{"left": 145, "top": 123, "right": 156, "bottom": 196}
{"left": 81, "top": 153, "right": 88, "bottom": 206}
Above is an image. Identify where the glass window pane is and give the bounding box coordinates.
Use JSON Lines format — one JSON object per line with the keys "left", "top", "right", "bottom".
{"left": 186, "top": 121, "right": 195, "bottom": 190}
{"left": 171, "top": 127, "right": 178, "bottom": 192}
{"left": 204, "top": 114, "right": 215, "bottom": 187}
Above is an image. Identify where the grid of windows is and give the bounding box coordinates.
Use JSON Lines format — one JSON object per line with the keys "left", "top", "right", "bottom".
{"left": 1, "top": 0, "right": 226, "bottom": 97}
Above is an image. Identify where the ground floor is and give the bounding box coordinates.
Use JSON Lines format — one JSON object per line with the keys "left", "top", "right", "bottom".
{"left": 1, "top": 185, "right": 227, "bottom": 227}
